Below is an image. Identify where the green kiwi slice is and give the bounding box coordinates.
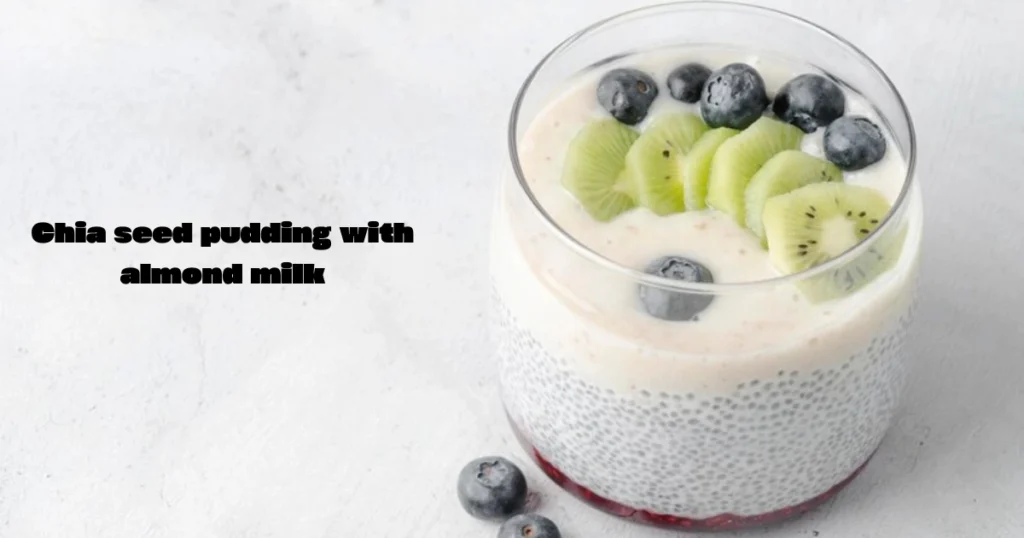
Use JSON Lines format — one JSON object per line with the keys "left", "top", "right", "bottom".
{"left": 624, "top": 113, "right": 710, "bottom": 215}
{"left": 706, "top": 117, "right": 804, "bottom": 226}
{"left": 745, "top": 150, "right": 843, "bottom": 243}
{"left": 561, "top": 119, "right": 640, "bottom": 221}
{"left": 681, "top": 128, "right": 739, "bottom": 210}
{"left": 763, "top": 182, "right": 903, "bottom": 301}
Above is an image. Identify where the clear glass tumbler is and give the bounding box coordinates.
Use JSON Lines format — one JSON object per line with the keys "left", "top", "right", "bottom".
{"left": 490, "top": 1, "right": 920, "bottom": 532}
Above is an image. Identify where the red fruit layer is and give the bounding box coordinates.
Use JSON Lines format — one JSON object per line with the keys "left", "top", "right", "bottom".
{"left": 509, "top": 419, "right": 873, "bottom": 532}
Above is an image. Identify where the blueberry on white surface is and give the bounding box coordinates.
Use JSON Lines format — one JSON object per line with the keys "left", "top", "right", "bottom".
{"left": 457, "top": 456, "right": 528, "bottom": 520}
{"left": 498, "top": 514, "right": 562, "bottom": 538}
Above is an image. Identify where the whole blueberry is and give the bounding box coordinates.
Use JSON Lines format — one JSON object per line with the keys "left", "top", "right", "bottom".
{"left": 597, "top": 68, "right": 659, "bottom": 125}
{"left": 457, "top": 456, "right": 528, "bottom": 520}
{"left": 700, "top": 63, "right": 770, "bottom": 129}
{"left": 772, "top": 74, "right": 846, "bottom": 133}
{"left": 638, "top": 256, "right": 714, "bottom": 321}
{"left": 666, "top": 62, "right": 711, "bottom": 103}
{"left": 823, "top": 116, "right": 886, "bottom": 170}
{"left": 498, "top": 514, "right": 562, "bottom": 538}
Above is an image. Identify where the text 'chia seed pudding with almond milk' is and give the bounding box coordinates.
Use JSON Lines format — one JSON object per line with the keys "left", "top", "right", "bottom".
{"left": 489, "top": 3, "right": 921, "bottom": 532}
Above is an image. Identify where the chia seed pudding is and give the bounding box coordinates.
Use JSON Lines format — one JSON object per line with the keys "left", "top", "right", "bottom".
{"left": 490, "top": 28, "right": 921, "bottom": 532}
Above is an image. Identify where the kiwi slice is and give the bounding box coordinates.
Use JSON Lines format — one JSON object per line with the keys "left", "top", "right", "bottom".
{"left": 799, "top": 226, "right": 907, "bottom": 302}
{"left": 745, "top": 150, "right": 843, "bottom": 243}
{"left": 625, "top": 113, "right": 709, "bottom": 215}
{"left": 681, "top": 128, "right": 739, "bottom": 210}
{"left": 706, "top": 117, "right": 804, "bottom": 226}
{"left": 562, "top": 119, "right": 640, "bottom": 221}
{"left": 763, "top": 182, "right": 903, "bottom": 301}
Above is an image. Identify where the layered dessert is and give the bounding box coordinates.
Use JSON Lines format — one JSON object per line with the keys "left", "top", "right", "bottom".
{"left": 491, "top": 44, "right": 921, "bottom": 531}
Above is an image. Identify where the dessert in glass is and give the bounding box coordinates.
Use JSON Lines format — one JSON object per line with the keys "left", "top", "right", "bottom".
{"left": 490, "top": 2, "right": 920, "bottom": 531}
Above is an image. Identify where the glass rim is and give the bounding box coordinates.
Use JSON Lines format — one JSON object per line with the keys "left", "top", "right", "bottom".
{"left": 506, "top": 0, "right": 917, "bottom": 293}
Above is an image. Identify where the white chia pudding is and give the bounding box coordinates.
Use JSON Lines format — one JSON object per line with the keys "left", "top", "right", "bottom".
{"left": 491, "top": 47, "right": 922, "bottom": 521}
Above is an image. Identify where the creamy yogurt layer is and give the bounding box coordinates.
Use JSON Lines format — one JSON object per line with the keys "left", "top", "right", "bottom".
{"left": 494, "top": 47, "right": 921, "bottom": 394}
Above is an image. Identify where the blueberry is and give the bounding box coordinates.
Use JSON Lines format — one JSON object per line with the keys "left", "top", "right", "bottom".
{"left": 457, "top": 456, "right": 527, "bottom": 520}
{"left": 772, "top": 74, "right": 846, "bottom": 133}
{"left": 597, "top": 68, "right": 658, "bottom": 125}
{"left": 498, "top": 514, "right": 561, "bottom": 538}
{"left": 823, "top": 116, "right": 886, "bottom": 170}
{"left": 667, "top": 62, "right": 711, "bottom": 103}
{"left": 700, "top": 63, "right": 770, "bottom": 129}
{"left": 638, "top": 256, "right": 714, "bottom": 321}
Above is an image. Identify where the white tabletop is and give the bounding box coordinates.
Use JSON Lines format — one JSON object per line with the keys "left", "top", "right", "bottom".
{"left": 1, "top": 1, "right": 1021, "bottom": 536}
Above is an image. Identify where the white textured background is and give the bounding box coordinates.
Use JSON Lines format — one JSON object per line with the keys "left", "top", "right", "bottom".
{"left": 0, "top": 1, "right": 1022, "bottom": 537}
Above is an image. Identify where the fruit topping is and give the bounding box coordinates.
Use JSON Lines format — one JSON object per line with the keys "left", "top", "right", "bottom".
{"left": 745, "top": 150, "right": 843, "bottom": 243}
{"left": 666, "top": 62, "right": 712, "bottom": 103}
{"left": 625, "top": 113, "right": 709, "bottom": 215}
{"left": 700, "top": 63, "right": 770, "bottom": 129}
{"left": 706, "top": 117, "right": 804, "bottom": 226}
{"left": 597, "top": 68, "right": 659, "bottom": 125}
{"left": 638, "top": 256, "right": 714, "bottom": 321}
{"left": 680, "top": 127, "right": 739, "bottom": 210}
{"left": 772, "top": 74, "right": 846, "bottom": 133}
{"left": 457, "top": 456, "right": 528, "bottom": 521}
{"left": 763, "top": 182, "right": 902, "bottom": 300}
{"left": 561, "top": 119, "right": 640, "bottom": 221}
{"left": 823, "top": 116, "right": 887, "bottom": 170}
{"left": 498, "top": 514, "right": 562, "bottom": 538}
